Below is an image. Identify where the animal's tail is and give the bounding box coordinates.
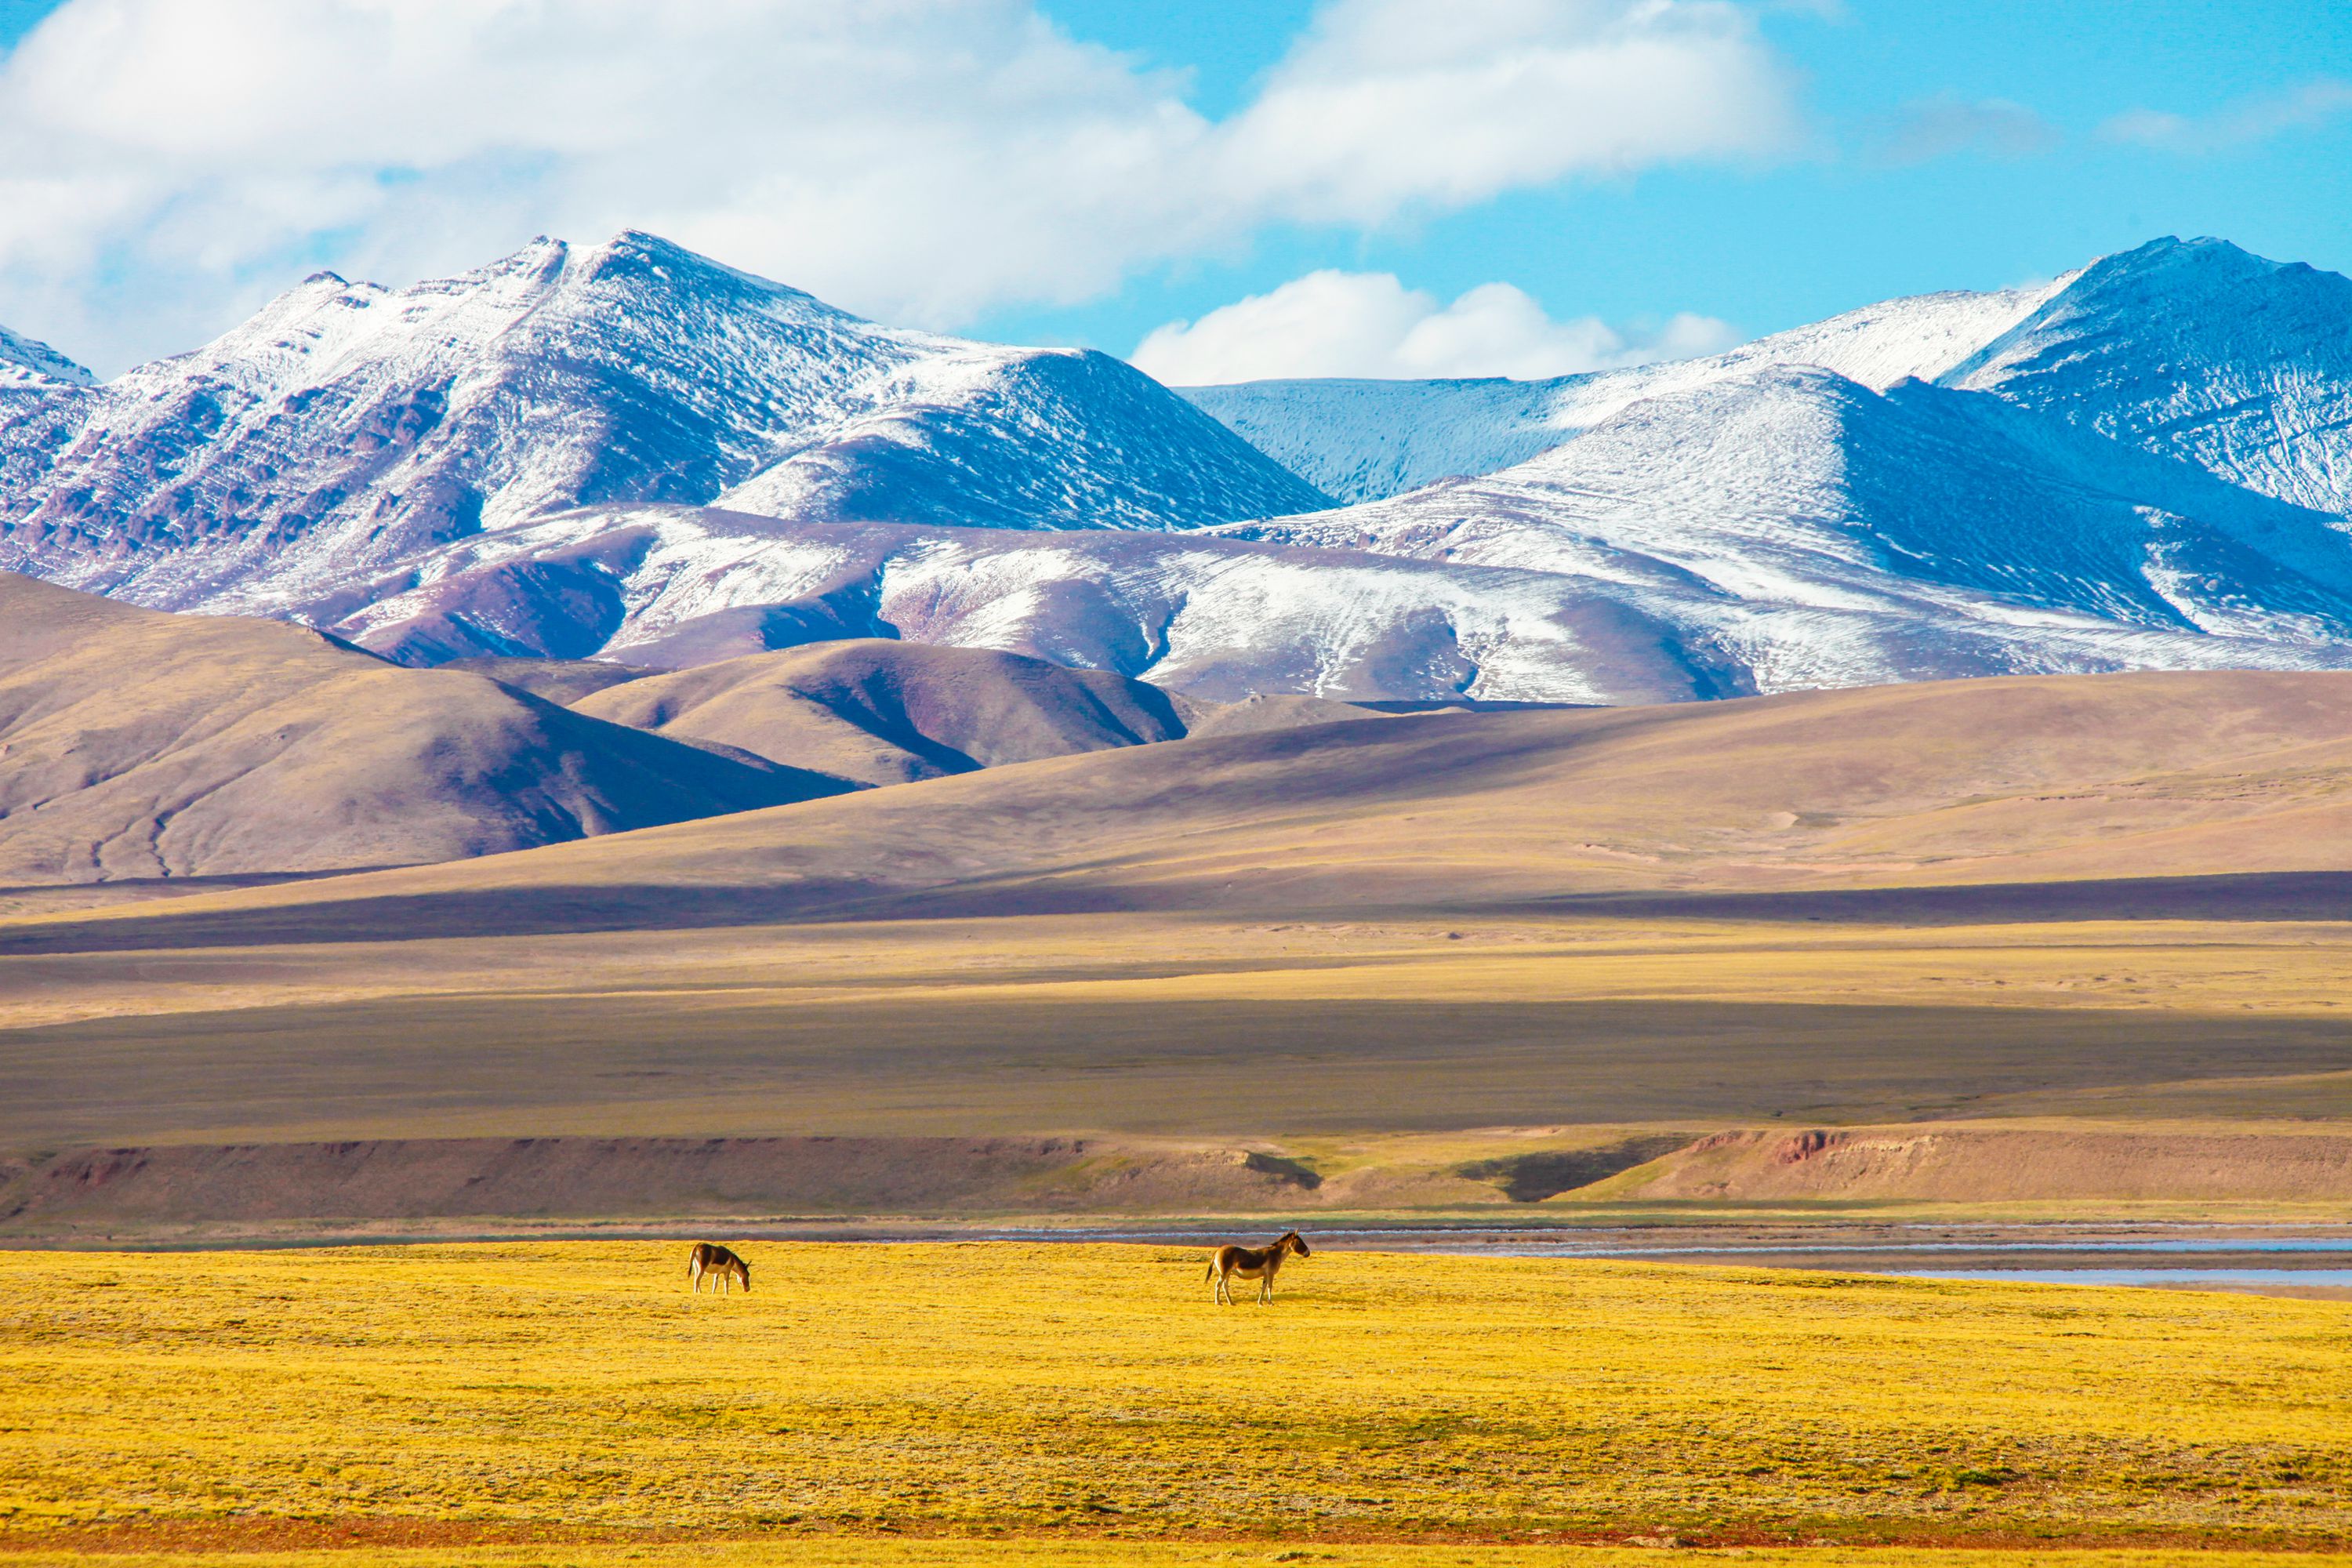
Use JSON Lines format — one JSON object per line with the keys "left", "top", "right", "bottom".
{"left": 1203, "top": 1258, "right": 1217, "bottom": 1282}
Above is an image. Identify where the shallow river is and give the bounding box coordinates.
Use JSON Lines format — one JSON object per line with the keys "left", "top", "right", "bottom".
{"left": 107, "top": 1221, "right": 2352, "bottom": 1296}
{"left": 922, "top": 1223, "right": 2352, "bottom": 1297}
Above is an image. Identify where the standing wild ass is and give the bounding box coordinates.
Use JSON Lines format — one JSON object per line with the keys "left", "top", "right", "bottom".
{"left": 688, "top": 1242, "right": 751, "bottom": 1294}
{"left": 1205, "top": 1230, "right": 1310, "bottom": 1304}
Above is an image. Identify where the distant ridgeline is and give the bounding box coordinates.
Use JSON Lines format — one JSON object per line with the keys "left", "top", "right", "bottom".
{"left": 7, "top": 233, "right": 2352, "bottom": 705}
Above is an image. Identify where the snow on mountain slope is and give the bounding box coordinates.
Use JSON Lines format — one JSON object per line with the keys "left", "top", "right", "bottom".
{"left": 0, "top": 325, "right": 92, "bottom": 389}
{"left": 1175, "top": 378, "right": 1584, "bottom": 509}
{"left": 1180, "top": 275, "right": 2069, "bottom": 503}
{"left": 710, "top": 343, "right": 1322, "bottom": 532}
{"left": 0, "top": 232, "right": 1326, "bottom": 615}
{"left": 1221, "top": 365, "right": 2352, "bottom": 656}
{"left": 322, "top": 503, "right": 1744, "bottom": 704}
{"left": 1191, "top": 237, "right": 2352, "bottom": 524}
{"left": 1945, "top": 237, "right": 2352, "bottom": 515}
{"left": 7, "top": 230, "right": 2352, "bottom": 712}
{"left": 319, "top": 502, "right": 2352, "bottom": 706}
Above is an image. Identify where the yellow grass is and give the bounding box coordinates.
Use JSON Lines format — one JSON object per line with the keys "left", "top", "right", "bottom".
{"left": 4, "top": 1243, "right": 2351, "bottom": 1563}
{"left": 13, "top": 911, "right": 2352, "bottom": 1152}
{"left": 0, "top": 1547, "right": 2336, "bottom": 1568}
{"left": 9, "top": 913, "right": 2352, "bottom": 1040}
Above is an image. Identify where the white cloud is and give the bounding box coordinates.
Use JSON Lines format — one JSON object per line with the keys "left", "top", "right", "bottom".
{"left": 1874, "top": 95, "right": 2057, "bottom": 165}
{"left": 2099, "top": 78, "right": 2352, "bottom": 154}
{"left": 1129, "top": 269, "right": 1736, "bottom": 384}
{"left": 1215, "top": 0, "right": 1801, "bottom": 224}
{"left": 0, "top": 0, "right": 1800, "bottom": 373}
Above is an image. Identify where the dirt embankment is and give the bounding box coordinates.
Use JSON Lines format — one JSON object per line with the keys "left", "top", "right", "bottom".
{"left": 1592, "top": 1125, "right": 2352, "bottom": 1203}
{"left": 13, "top": 1124, "right": 2352, "bottom": 1235}
{"left": 0, "top": 1138, "right": 1283, "bottom": 1229}
{"left": 0, "top": 1133, "right": 1699, "bottom": 1235}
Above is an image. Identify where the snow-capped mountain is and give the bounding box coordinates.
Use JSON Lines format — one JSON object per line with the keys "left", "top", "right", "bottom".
{"left": 318, "top": 501, "right": 2352, "bottom": 705}
{"left": 1183, "top": 238, "right": 2352, "bottom": 521}
{"left": 6, "top": 230, "right": 2352, "bottom": 706}
{"left": 0, "top": 326, "right": 91, "bottom": 390}
{"left": 1944, "top": 237, "right": 2352, "bottom": 515}
{"left": 0, "top": 231, "right": 1326, "bottom": 617}
{"left": 1178, "top": 274, "right": 2071, "bottom": 504}
{"left": 324, "top": 503, "right": 1748, "bottom": 702}
{"left": 1219, "top": 365, "right": 2352, "bottom": 650}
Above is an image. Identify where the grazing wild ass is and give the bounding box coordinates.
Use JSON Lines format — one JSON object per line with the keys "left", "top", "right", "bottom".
{"left": 1205, "top": 1230, "right": 1310, "bottom": 1304}
{"left": 688, "top": 1242, "right": 751, "bottom": 1294}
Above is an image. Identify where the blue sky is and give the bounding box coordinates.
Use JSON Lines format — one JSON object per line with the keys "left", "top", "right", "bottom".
{"left": 1009, "top": 0, "right": 2352, "bottom": 358}
{"left": 2, "top": 1, "right": 2348, "bottom": 378}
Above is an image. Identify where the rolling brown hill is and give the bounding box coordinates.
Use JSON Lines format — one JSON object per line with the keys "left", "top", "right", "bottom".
{"left": 42, "top": 665, "right": 2352, "bottom": 940}
{"left": 0, "top": 572, "right": 850, "bottom": 884}
{"left": 572, "top": 638, "right": 1197, "bottom": 785}
{"left": 6, "top": 666, "right": 2352, "bottom": 1187}
{"left": 445, "top": 655, "right": 652, "bottom": 706}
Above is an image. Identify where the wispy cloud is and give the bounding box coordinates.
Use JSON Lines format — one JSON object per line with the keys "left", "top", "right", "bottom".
{"left": 0, "top": 0, "right": 1804, "bottom": 373}
{"left": 1130, "top": 269, "right": 1734, "bottom": 384}
{"left": 2100, "top": 78, "right": 2352, "bottom": 154}
{"left": 1872, "top": 94, "right": 2058, "bottom": 165}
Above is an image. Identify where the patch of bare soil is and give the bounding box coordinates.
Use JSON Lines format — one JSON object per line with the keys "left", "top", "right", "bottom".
{"left": 1598, "top": 1123, "right": 2352, "bottom": 1202}
{"left": 0, "top": 1136, "right": 1314, "bottom": 1229}
{"left": 0, "top": 1128, "right": 1715, "bottom": 1238}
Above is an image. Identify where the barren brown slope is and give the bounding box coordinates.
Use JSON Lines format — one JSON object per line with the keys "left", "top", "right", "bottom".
{"left": 1167, "top": 691, "right": 1385, "bottom": 738}
{"left": 572, "top": 638, "right": 1195, "bottom": 785}
{"left": 444, "top": 655, "right": 650, "bottom": 706}
{"left": 31, "top": 666, "right": 2352, "bottom": 942}
{"left": 0, "top": 573, "right": 851, "bottom": 883}
{"left": 1584, "top": 1123, "right": 2352, "bottom": 1203}
{"left": 10, "top": 666, "right": 2352, "bottom": 1178}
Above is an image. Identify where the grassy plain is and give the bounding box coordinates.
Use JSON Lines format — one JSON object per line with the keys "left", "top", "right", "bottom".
{"left": 6, "top": 670, "right": 2352, "bottom": 1165}
{"left": 5, "top": 1243, "right": 2351, "bottom": 1562}
{"left": 0, "top": 1548, "right": 2334, "bottom": 1568}
{"left": 6, "top": 910, "right": 2352, "bottom": 1150}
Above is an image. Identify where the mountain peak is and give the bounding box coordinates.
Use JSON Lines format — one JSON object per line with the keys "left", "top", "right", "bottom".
{"left": 1936, "top": 235, "right": 2352, "bottom": 514}
{"left": 566, "top": 227, "right": 837, "bottom": 317}
{"left": 600, "top": 227, "right": 677, "bottom": 256}
{"left": 0, "top": 323, "right": 95, "bottom": 388}
{"left": 2082, "top": 233, "right": 2293, "bottom": 287}
{"left": 1, "top": 227, "right": 1326, "bottom": 618}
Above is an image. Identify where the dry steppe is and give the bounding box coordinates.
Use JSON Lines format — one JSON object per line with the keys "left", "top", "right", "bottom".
{"left": 2, "top": 666, "right": 2350, "bottom": 1225}
{"left": 0, "top": 575, "right": 845, "bottom": 884}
